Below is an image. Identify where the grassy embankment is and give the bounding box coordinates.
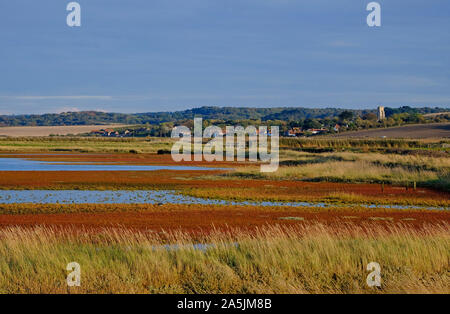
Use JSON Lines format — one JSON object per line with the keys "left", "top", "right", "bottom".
{"left": 0, "top": 223, "right": 448, "bottom": 294}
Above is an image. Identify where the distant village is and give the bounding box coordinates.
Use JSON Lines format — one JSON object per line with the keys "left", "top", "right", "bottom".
{"left": 89, "top": 127, "right": 156, "bottom": 138}
{"left": 86, "top": 106, "right": 450, "bottom": 138}
{"left": 89, "top": 124, "right": 342, "bottom": 138}
{"left": 285, "top": 125, "right": 340, "bottom": 137}
{"left": 285, "top": 107, "right": 385, "bottom": 137}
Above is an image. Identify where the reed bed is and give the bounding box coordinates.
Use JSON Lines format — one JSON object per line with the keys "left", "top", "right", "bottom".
{"left": 332, "top": 152, "right": 450, "bottom": 170}
{"left": 232, "top": 160, "right": 449, "bottom": 191}
{"left": 0, "top": 223, "right": 448, "bottom": 294}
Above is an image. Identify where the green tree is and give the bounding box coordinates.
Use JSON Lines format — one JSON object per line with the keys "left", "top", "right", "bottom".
{"left": 303, "top": 118, "right": 322, "bottom": 129}
{"left": 338, "top": 111, "right": 354, "bottom": 121}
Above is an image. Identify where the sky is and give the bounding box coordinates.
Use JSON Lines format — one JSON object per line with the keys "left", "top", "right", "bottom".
{"left": 0, "top": 0, "right": 449, "bottom": 115}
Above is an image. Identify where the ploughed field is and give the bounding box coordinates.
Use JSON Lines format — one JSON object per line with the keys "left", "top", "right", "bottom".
{"left": 0, "top": 138, "right": 448, "bottom": 293}
{"left": 0, "top": 124, "right": 131, "bottom": 137}
{"left": 332, "top": 122, "right": 450, "bottom": 139}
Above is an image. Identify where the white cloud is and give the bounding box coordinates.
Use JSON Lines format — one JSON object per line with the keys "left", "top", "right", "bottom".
{"left": 55, "top": 107, "right": 80, "bottom": 113}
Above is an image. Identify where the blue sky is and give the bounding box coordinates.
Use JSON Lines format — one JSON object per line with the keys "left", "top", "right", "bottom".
{"left": 0, "top": 0, "right": 449, "bottom": 114}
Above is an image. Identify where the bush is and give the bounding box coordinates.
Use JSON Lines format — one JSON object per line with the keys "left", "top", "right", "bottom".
{"left": 157, "top": 149, "right": 171, "bottom": 155}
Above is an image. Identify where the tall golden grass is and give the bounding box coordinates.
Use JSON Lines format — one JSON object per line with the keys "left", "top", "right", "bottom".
{"left": 235, "top": 160, "right": 438, "bottom": 182}
{"left": 0, "top": 223, "right": 448, "bottom": 294}
{"left": 332, "top": 152, "right": 450, "bottom": 170}
{"left": 232, "top": 160, "right": 449, "bottom": 191}
{"left": 230, "top": 139, "right": 450, "bottom": 190}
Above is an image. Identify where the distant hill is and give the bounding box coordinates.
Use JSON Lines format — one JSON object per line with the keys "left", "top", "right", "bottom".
{"left": 0, "top": 106, "right": 448, "bottom": 127}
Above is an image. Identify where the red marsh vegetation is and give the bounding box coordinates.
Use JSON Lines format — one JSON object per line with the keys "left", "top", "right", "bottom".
{"left": 0, "top": 169, "right": 448, "bottom": 206}
{"left": 0, "top": 204, "right": 447, "bottom": 234}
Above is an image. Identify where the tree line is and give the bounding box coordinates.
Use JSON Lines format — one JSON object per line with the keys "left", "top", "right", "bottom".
{"left": 1, "top": 106, "right": 448, "bottom": 127}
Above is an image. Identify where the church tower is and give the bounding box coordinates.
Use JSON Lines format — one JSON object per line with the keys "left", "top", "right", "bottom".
{"left": 377, "top": 106, "right": 385, "bottom": 121}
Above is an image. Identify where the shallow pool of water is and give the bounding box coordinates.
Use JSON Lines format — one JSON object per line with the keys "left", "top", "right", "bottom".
{"left": 0, "top": 158, "right": 224, "bottom": 171}
{"left": 0, "top": 189, "right": 446, "bottom": 211}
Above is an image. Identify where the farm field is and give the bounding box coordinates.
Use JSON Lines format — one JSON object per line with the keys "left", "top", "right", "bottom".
{"left": 332, "top": 122, "right": 450, "bottom": 139}
{"left": 0, "top": 125, "right": 130, "bottom": 137}
{"left": 0, "top": 137, "right": 448, "bottom": 294}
